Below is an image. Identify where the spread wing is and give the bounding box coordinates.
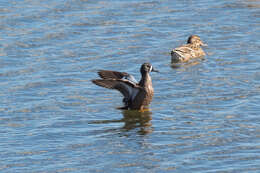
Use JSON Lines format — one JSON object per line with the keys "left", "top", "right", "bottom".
{"left": 92, "top": 79, "right": 140, "bottom": 101}
{"left": 98, "top": 70, "right": 138, "bottom": 84}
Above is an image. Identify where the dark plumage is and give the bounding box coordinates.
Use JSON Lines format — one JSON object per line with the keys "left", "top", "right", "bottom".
{"left": 92, "top": 63, "right": 158, "bottom": 110}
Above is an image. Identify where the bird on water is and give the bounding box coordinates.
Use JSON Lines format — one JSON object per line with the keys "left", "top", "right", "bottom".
{"left": 92, "top": 63, "right": 158, "bottom": 110}
{"left": 171, "top": 35, "right": 207, "bottom": 63}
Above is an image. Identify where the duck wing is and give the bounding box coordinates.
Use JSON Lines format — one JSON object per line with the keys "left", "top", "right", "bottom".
{"left": 172, "top": 44, "right": 196, "bottom": 57}
{"left": 92, "top": 79, "right": 140, "bottom": 101}
{"left": 174, "top": 45, "right": 194, "bottom": 54}
{"left": 98, "top": 70, "right": 138, "bottom": 84}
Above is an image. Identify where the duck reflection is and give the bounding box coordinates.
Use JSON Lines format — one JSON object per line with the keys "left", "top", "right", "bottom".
{"left": 89, "top": 110, "right": 153, "bottom": 135}
{"left": 171, "top": 58, "right": 204, "bottom": 69}
{"left": 121, "top": 110, "right": 153, "bottom": 135}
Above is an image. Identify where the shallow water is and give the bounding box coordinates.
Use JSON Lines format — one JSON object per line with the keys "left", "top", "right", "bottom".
{"left": 1, "top": 0, "right": 260, "bottom": 172}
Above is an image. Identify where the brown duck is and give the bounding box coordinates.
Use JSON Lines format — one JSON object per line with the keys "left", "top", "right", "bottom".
{"left": 171, "top": 35, "right": 207, "bottom": 63}
{"left": 92, "top": 63, "right": 158, "bottom": 110}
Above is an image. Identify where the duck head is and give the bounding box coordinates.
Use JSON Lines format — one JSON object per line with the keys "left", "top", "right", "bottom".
{"left": 187, "top": 35, "right": 207, "bottom": 47}
{"left": 140, "top": 63, "right": 159, "bottom": 74}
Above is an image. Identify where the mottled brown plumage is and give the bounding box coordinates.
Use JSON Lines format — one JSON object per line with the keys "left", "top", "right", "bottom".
{"left": 92, "top": 63, "right": 158, "bottom": 110}
{"left": 171, "top": 35, "right": 207, "bottom": 63}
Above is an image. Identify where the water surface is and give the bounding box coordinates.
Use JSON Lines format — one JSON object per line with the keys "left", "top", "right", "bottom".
{"left": 1, "top": 0, "right": 260, "bottom": 172}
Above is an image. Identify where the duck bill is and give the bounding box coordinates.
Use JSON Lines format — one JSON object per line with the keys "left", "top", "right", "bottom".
{"left": 151, "top": 67, "right": 159, "bottom": 72}
{"left": 201, "top": 42, "right": 208, "bottom": 47}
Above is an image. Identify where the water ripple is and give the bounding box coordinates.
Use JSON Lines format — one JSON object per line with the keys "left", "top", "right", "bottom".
{"left": 1, "top": 0, "right": 260, "bottom": 172}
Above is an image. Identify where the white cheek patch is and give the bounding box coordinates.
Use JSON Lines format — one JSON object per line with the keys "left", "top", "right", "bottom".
{"left": 149, "top": 65, "right": 153, "bottom": 72}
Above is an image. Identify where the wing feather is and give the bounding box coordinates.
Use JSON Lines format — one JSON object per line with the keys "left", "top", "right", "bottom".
{"left": 98, "top": 70, "right": 128, "bottom": 79}
{"left": 92, "top": 79, "right": 139, "bottom": 100}
{"left": 171, "top": 45, "right": 196, "bottom": 62}
{"left": 98, "top": 70, "right": 138, "bottom": 84}
{"left": 174, "top": 46, "right": 194, "bottom": 54}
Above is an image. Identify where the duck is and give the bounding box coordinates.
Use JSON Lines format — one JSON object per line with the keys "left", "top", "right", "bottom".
{"left": 92, "top": 63, "right": 158, "bottom": 110}
{"left": 171, "top": 35, "right": 207, "bottom": 63}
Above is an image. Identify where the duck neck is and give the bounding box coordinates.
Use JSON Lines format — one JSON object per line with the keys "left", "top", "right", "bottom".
{"left": 140, "top": 72, "right": 152, "bottom": 89}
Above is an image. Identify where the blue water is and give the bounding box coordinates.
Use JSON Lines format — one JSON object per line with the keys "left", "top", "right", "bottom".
{"left": 1, "top": 0, "right": 260, "bottom": 172}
